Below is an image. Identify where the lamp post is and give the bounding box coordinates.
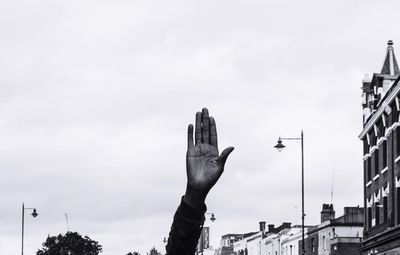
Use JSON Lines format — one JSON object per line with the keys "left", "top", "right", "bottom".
{"left": 21, "top": 203, "right": 38, "bottom": 255}
{"left": 197, "top": 213, "right": 216, "bottom": 255}
{"left": 274, "top": 131, "right": 305, "bottom": 255}
{"left": 163, "top": 237, "right": 167, "bottom": 255}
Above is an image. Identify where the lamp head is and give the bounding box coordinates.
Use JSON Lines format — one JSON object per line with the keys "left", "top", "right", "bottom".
{"left": 31, "top": 209, "right": 38, "bottom": 218}
{"left": 274, "top": 138, "right": 285, "bottom": 152}
{"left": 210, "top": 213, "right": 216, "bottom": 222}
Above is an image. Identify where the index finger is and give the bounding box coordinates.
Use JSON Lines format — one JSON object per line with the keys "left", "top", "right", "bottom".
{"left": 187, "top": 124, "right": 194, "bottom": 149}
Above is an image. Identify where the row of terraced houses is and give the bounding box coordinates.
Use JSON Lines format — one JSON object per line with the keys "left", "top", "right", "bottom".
{"left": 215, "top": 204, "right": 363, "bottom": 255}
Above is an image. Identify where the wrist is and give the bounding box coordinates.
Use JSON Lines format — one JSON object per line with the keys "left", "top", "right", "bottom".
{"left": 183, "top": 186, "right": 207, "bottom": 212}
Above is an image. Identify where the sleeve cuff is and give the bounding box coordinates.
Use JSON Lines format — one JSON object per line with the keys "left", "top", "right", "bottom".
{"left": 179, "top": 196, "right": 206, "bottom": 221}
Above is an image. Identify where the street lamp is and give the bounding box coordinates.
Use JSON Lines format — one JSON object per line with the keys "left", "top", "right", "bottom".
{"left": 206, "top": 213, "right": 216, "bottom": 222}
{"left": 21, "top": 203, "right": 38, "bottom": 255}
{"left": 274, "top": 130, "right": 305, "bottom": 255}
{"left": 274, "top": 138, "right": 285, "bottom": 152}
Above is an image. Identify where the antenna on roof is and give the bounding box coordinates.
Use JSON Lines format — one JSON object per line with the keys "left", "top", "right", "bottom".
{"left": 331, "top": 162, "right": 335, "bottom": 205}
{"left": 65, "top": 213, "right": 70, "bottom": 232}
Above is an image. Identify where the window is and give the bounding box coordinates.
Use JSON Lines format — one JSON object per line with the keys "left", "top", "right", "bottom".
{"left": 378, "top": 120, "right": 384, "bottom": 137}
{"left": 382, "top": 183, "right": 389, "bottom": 223}
{"left": 367, "top": 206, "right": 372, "bottom": 228}
{"left": 383, "top": 195, "right": 388, "bottom": 222}
{"left": 367, "top": 195, "right": 373, "bottom": 229}
{"left": 375, "top": 191, "right": 381, "bottom": 225}
{"left": 311, "top": 238, "right": 315, "bottom": 252}
{"left": 364, "top": 139, "right": 369, "bottom": 155}
{"left": 374, "top": 150, "right": 379, "bottom": 176}
{"left": 397, "top": 129, "right": 400, "bottom": 157}
{"left": 397, "top": 185, "right": 400, "bottom": 224}
{"left": 371, "top": 134, "right": 377, "bottom": 147}
{"left": 367, "top": 158, "right": 372, "bottom": 181}
{"left": 390, "top": 102, "right": 397, "bottom": 125}
{"left": 383, "top": 140, "right": 388, "bottom": 170}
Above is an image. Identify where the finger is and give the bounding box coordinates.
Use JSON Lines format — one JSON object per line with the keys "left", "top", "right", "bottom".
{"left": 218, "top": 147, "right": 235, "bottom": 166}
{"left": 202, "top": 108, "right": 210, "bottom": 144}
{"left": 187, "top": 124, "right": 194, "bottom": 149}
{"left": 195, "top": 112, "right": 202, "bottom": 145}
{"left": 210, "top": 117, "right": 218, "bottom": 149}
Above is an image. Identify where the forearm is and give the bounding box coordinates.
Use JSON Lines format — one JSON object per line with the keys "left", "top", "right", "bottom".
{"left": 183, "top": 186, "right": 208, "bottom": 212}
{"left": 165, "top": 197, "right": 206, "bottom": 255}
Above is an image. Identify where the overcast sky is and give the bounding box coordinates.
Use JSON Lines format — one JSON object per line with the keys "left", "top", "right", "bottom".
{"left": 1, "top": 0, "right": 400, "bottom": 254}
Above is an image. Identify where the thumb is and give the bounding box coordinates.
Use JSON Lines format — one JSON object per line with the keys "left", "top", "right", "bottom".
{"left": 218, "top": 146, "right": 235, "bottom": 166}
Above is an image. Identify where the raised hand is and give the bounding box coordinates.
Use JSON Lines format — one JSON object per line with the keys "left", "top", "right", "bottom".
{"left": 183, "top": 108, "right": 234, "bottom": 211}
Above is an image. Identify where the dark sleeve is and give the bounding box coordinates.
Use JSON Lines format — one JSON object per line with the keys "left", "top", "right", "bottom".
{"left": 165, "top": 197, "right": 206, "bottom": 255}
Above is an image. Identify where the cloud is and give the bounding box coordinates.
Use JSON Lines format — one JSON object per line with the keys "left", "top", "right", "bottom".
{"left": 1, "top": 0, "right": 399, "bottom": 254}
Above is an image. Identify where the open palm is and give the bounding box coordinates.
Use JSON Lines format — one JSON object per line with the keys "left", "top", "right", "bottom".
{"left": 185, "top": 109, "right": 234, "bottom": 206}
{"left": 187, "top": 143, "right": 221, "bottom": 191}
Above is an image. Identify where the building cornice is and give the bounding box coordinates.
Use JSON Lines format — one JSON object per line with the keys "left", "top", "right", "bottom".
{"left": 359, "top": 76, "right": 400, "bottom": 139}
{"left": 362, "top": 225, "right": 400, "bottom": 251}
{"left": 306, "top": 221, "right": 363, "bottom": 235}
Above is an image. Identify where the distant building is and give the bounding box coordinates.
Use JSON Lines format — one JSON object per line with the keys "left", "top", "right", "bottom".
{"left": 245, "top": 232, "right": 263, "bottom": 255}
{"left": 220, "top": 234, "right": 244, "bottom": 255}
{"left": 233, "top": 231, "right": 261, "bottom": 255}
{"left": 262, "top": 224, "right": 306, "bottom": 255}
{"left": 302, "top": 204, "right": 363, "bottom": 255}
{"left": 197, "top": 227, "right": 210, "bottom": 254}
{"left": 260, "top": 223, "right": 294, "bottom": 255}
{"left": 359, "top": 40, "right": 400, "bottom": 254}
{"left": 280, "top": 227, "right": 304, "bottom": 255}
{"left": 230, "top": 222, "right": 306, "bottom": 255}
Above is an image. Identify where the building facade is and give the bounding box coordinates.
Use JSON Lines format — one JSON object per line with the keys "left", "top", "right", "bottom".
{"left": 302, "top": 204, "right": 363, "bottom": 255}
{"left": 359, "top": 40, "right": 400, "bottom": 255}
{"left": 220, "top": 234, "right": 245, "bottom": 255}
{"left": 197, "top": 227, "right": 211, "bottom": 254}
{"left": 276, "top": 227, "right": 304, "bottom": 255}
{"left": 230, "top": 222, "right": 304, "bottom": 255}
{"left": 233, "top": 231, "right": 261, "bottom": 255}
{"left": 260, "top": 223, "right": 296, "bottom": 255}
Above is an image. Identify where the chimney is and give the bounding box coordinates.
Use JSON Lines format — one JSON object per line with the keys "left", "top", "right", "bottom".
{"left": 281, "top": 222, "right": 291, "bottom": 229}
{"left": 343, "top": 206, "right": 364, "bottom": 224}
{"left": 259, "top": 221, "right": 266, "bottom": 234}
{"left": 268, "top": 224, "right": 275, "bottom": 233}
{"left": 321, "top": 204, "right": 335, "bottom": 223}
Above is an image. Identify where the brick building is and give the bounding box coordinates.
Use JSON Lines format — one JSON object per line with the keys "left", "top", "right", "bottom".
{"left": 359, "top": 40, "right": 400, "bottom": 254}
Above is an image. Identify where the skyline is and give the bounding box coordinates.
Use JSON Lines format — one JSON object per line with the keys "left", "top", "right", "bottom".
{"left": 1, "top": 0, "right": 400, "bottom": 254}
